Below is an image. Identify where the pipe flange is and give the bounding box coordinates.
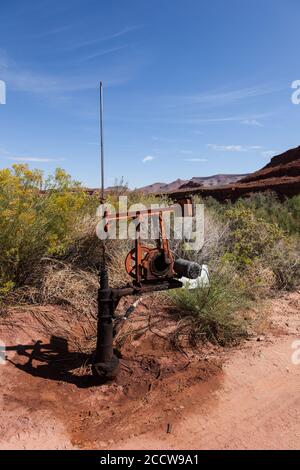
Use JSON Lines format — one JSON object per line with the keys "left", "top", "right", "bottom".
{"left": 92, "top": 354, "right": 119, "bottom": 380}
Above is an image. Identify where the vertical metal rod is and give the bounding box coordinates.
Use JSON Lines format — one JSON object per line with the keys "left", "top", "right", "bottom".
{"left": 99, "top": 82, "right": 107, "bottom": 270}
{"left": 93, "top": 81, "right": 119, "bottom": 379}
{"left": 100, "top": 81, "right": 105, "bottom": 203}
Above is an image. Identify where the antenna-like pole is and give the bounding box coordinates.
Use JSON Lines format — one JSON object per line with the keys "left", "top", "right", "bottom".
{"left": 99, "top": 81, "right": 106, "bottom": 271}
{"left": 93, "top": 81, "right": 118, "bottom": 379}
{"left": 100, "top": 81, "right": 105, "bottom": 203}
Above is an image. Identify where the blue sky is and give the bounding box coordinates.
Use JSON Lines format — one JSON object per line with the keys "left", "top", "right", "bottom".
{"left": 0, "top": 0, "right": 299, "bottom": 188}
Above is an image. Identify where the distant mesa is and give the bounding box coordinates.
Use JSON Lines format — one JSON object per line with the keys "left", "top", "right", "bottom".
{"left": 239, "top": 146, "right": 300, "bottom": 183}
{"left": 137, "top": 174, "right": 248, "bottom": 193}
{"left": 89, "top": 146, "right": 300, "bottom": 201}
{"left": 167, "top": 146, "right": 300, "bottom": 202}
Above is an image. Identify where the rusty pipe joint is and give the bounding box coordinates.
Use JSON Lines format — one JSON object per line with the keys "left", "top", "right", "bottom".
{"left": 173, "top": 258, "right": 202, "bottom": 279}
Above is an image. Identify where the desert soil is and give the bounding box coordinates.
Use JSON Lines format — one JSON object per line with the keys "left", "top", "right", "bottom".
{"left": 0, "top": 292, "right": 299, "bottom": 450}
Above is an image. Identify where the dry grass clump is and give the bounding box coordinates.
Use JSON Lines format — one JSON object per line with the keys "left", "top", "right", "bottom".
{"left": 59, "top": 214, "right": 135, "bottom": 287}
{"left": 10, "top": 259, "right": 98, "bottom": 319}
{"left": 40, "top": 261, "right": 98, "bottom": 317}
{"left": 170, "top": 208, "right": 230, "bottom": 269}
{"left": 242, "top": 262, "right": 276, "bottom": 300}
{"left": 265, "top": 238, "right": 300, "bottom": 291}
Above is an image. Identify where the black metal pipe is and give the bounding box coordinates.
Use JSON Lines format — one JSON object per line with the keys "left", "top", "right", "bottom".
{"left": 111, "top": 278, "right": 183, "bottom": 300}
{"left": 93, "top": 268, "right": 119, "bottom": 379}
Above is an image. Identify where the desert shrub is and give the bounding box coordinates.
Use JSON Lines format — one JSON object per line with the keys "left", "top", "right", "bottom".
{"left": 236, "top": 192, "right": 300, "bottom": 236}
{"left": 169, "top": 266, "right": 248, "bottom": 346}
{"left": 205, "top": 192, "right": 300, "bottom": 236}
{"left": 240, "top": 261, "right": 276, "bottom": 300}
{"left": 265, "top": 237, "right": 300, "bottom": 290}
{"left": 221, "top": 207, "right": 283, "bottom": 268}
{"left": 0, "top": 165, "right": 97, "bottom": 296}
{"left": 198, "top": 209, "right": 229, "bottom": 269}
{"left": 168, "top": 197, "right": 299, "bottom": 347}
{"left": 208, "top": 202, "right": 299, "bottom": 291}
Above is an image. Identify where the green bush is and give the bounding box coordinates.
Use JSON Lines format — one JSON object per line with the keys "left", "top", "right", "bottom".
{"left": 235, "top": 192, "right": 300, "bottom": 235}
{"left": 265, "top": 237, "right": 300, "bottom": 290}
{"left": 205, "top": 192, "right": 300, "bottom": 236}
{"left": 221, "top": 207, "right": 283, "bottom": 268}
{"left": 0, "top": 165, "right": 96, "bottom": 294}
{"left": 170, "top": 267, "right": 248, "bottom": 346}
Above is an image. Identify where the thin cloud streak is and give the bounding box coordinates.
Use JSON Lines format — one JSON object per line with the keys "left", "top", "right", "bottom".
{"left": 0, "top": 49, "right": 134, "bottom": 95}
{"left": 7, "top": 156, "right": 65, "bottom": 163}
{"left": 30, "top": 25, "right": 73, "bottom": 38}
{"left": 145, "top": 113, "right": 272, "bottom": 126}
{"left": 79, "top": 44, "right": 129, "bottom": 62}
{"left": 174, "top": 84, "right": 283, "bottom": 108}
{"left": 69, "top": 25, "right": 142, "bottom": 50}
{"left": 207, "top": 144, "right": 263, "bottom": 152}
{"left": 241, "top": 119, "right": 263, "bottom": 127}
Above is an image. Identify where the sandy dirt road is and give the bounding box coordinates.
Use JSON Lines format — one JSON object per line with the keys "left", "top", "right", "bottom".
{"left": 0, "top": 292, "right": 299, "bottom": 450}
{"left": 115, "top": 336, "right": 300, "bottom": 450}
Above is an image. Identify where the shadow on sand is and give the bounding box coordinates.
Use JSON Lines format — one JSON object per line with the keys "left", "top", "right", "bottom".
{"left": 3, "top": 335, "right": 109, "bottom": 388}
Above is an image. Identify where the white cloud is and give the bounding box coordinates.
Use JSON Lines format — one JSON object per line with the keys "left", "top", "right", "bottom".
{"left": 142, "top": 155, "right": 155, "bottom": 163}
{"left": 207, "top": 144, "right": 247, "bottom": 152}
{"left": 184, "top": 158, "right": 208, "bottom": 162}
{"left": 207, "top": 144, "right": 262, "bottom": 152}
{"left": 158, "top": 113, "right": 271, "bottom": 125}
{"left": 207, "top": 145, "right": 276, "bottom": 159}
{"left": 241, "top": 119, "right": 263, "bottom": 127}
{"left": 192, "top": 130, "right": 204, "bottom": 135}
{"left": 0, "top": 147, "right": 65, "bottom": 163}
{"left": 7, "top": 156, "right": 64, "bottom": 163}
{"left": 152, "top": 136, "right": 176, "bottom": 143}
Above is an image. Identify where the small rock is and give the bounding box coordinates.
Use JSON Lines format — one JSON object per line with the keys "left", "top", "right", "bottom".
{"left": 257, "top": 336, "right": 265, "bottom": 342}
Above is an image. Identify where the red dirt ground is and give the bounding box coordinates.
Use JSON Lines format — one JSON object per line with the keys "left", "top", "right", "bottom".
{"left": 0, "top": 292, "right": 299, "bottom": 450}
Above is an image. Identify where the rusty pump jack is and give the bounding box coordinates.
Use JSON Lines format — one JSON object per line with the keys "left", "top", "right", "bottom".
{"left": 92, "top": 83, "right": 202, "bottom": 380}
